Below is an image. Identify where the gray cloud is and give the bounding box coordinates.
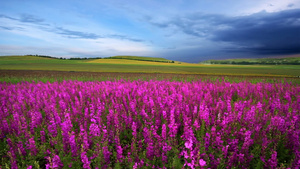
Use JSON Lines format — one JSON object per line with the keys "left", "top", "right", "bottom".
{"left": 55, "top": 27, "right": 145, "bottom": 41}
{"left": 149, "top": 9, "right": 300, "bottom": 55}
{"left": 108, "top": 34, "right": 144, "bottom": 42}
{"left": 0, "top": 13, "right": 47, "bottom": 26}
{"left": 19, "top": 14, "right": 44, "bottom": 24}
{"left": 212, "top": 9, "right": 300, "bottom": 55}
{"left": 55, "top": 27, "right": 103, "bottom": 39}
{"left": 0, "top": 26, "right": 13, "bottom": 30}
{"left": 0, "top": 26, "right": 24, "bottom": 31}
{"left": 0, "top": 14, "right": 18, "bottom": 20}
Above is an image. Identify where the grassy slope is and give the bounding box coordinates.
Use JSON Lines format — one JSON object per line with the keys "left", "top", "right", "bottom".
{"left": 107, "top": 55, "right": 171, "bottom": 62}
{"left": 208, "top": 57, "right": 300, "bottom": 62}
{"left": 0, "top": 55, "right": 299, "bottom": 77}
{"left": 201, "top": 56, "right": 300, "bottom": 64}
{"left": 88, "top": 58, "right": 190, "bottom": 65}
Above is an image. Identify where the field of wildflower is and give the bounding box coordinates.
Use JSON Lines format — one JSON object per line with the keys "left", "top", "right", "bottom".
{"left": 0, "top": 80, "right": 299, "bottom": 168}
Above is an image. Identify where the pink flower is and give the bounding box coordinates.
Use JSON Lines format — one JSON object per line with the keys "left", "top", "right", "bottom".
{"left": 40, "top": 130, "right": 46, "bottom": 143}
{"left": 199, "top": 158, "right": 206, "bottom": 167}
{"left": 199, "top": 159, "right": 206, "bottom": 167}
{"left": 47, "top": 119, "right": 57, "bottom": 137}
{"left": 162, "top": 124, "right": 167, "bottom": 140}
{"left": 146, "top": 142, "right": 154, "bottom": 160}
{"left": 89, "top": 123, "right": 100, "bottom": 136}
{"left": 133, "top": 162, "right": 138, "bottom": 169}
{"left": 116, "top": 145, "right": 123, "bottom": 162}
{"left": 69, "top": 132, "right": 77, "bottom": 156}
{"left": 81, "top": 151, "right": 90, "bottom": 169}
{"left": 132, "top": 122, "right": 137, "bottom": 137}
{"left": 102, "top": 146, "right": 111, "bottom": 163}
{"left": 268, "top": 151, "right": 277, "bottom": 168}
{"left": 52, "top": 155, "right": 63, "bottom": 168}
{"left": 184, "top": 138, "right": 193, "bottom": 149}
{"left": 28, "top": 137, "right": 37, "bottom": 156}
{"left": 17, "top": 141, "right": 26, "bottom": 156}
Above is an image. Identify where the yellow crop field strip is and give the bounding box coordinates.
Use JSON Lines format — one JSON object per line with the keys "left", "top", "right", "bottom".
{"left": 87, "top": 59, "right": 274, "bottom": 68}
{"left": 87, "top": 59, "right": 192, "bottom": 66}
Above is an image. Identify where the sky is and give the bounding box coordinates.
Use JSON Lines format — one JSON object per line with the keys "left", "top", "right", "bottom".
{"left": 0, "top": 0, "right": 300, "bottom": 62}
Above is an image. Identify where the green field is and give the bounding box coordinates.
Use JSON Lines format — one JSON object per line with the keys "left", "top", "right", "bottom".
{"left": 0, "top": 55, "right": 299, "bottom": 77}
{"left": 104, "top": 55, "right": 172, "bottom": 62}
{"left": 201, "top": 55, "right": 300, "bottom": 65}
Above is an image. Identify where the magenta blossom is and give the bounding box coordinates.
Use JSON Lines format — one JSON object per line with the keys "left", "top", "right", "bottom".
{"left": 199, "top": 159, "right": 206, "bottom": 167}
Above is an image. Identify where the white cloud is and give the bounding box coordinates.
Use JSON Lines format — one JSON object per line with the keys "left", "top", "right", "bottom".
{"left": 241, "top": 0, "right": 300, "bottom": 15}
{"left": 0, "top": 12, "right": 153, "bottom": 57}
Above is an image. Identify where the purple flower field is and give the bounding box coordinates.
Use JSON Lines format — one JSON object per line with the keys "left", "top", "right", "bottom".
{"left": 0, "top": 80, "right": 299, "bottom": 168}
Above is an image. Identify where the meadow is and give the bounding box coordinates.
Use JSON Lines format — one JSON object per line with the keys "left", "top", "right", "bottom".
{"left": 1, "top": 70, "right": 300, "bottom": 84}
{"left": 0, "top": 55, "right": 300, "bottom": 168}
{"left": 1, "top": 55, "right": 299, "bottom": 77}
{"left": 201, "top": 56, "right": 300, "bottom": 65}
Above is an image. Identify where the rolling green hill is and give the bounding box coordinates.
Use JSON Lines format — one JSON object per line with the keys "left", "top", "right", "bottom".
{"left": 105, "top": 56, "right": 174, "bottom": 63}
{"left": 201, "top": 56, "right": 300, "bottom": 65}
{"left": 0, "top": 55, "right": 299, "bottom": 77}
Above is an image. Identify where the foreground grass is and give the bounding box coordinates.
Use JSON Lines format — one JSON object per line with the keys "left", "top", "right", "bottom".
{"left": 1, "top": 70, "right": 299, "bottom": 84}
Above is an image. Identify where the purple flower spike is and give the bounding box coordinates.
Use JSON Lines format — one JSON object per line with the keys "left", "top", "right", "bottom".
{"left": 52, "top": 155, "right": 63, "bottom": 168}
{"left": 81, "top": 151, "right": 91, "bottom": 169}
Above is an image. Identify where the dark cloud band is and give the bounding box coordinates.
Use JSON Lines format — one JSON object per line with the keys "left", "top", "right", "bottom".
{"left": 149, "top": 9, "right": 300, "bottom": 55}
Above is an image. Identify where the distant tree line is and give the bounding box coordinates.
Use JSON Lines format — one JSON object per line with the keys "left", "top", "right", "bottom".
{"left": 27, "top": 54, "right": 54, "bottom": 59}
{"left": 26, "top": 55, "right": 102, "bottom": 60}
{"left": 26, "top": 54, "right": 176, "bottom": 63}
{"left": 201, "top": 58, "right": 300, "bottom": 65}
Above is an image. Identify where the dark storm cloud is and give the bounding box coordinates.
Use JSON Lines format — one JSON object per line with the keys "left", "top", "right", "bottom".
{"left": 149, "top": 9, "right": 300, "bottom": 55}
{"left": 212, "top": 9, "right": 300, "bottom": 55}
